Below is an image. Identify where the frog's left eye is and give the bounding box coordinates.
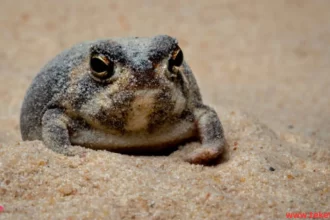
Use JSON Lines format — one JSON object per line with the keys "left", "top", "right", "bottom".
{"left": 168, "top": 47, "right": 184, "bottom": 72}
{"left": 90, "top": 54, "right": 114, "bottom": 81}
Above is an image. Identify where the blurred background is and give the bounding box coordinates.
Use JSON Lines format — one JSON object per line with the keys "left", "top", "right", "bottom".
{"left": 1, "top": 0, "right": 329, "bottom": 144}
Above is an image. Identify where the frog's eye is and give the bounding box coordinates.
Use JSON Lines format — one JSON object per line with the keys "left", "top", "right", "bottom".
{"left": 90, "top": 54, "right": 114, "bottom": 81}
{"left": 168, "top": 47, "right": 184, "bottom": 72}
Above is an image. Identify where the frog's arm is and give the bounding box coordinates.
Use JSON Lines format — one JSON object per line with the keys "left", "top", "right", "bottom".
{"left": 42, "top": 108, "right": 76, "bottom": 155}
{"left": 187, "top": 105, "right": 225, "bottom": 164}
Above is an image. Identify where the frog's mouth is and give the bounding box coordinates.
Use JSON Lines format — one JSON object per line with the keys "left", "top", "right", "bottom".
{"left": 123, "top": 87, "right": 187, "bottom": 132}
{"left": 124, "top": 89, "right": 159, "bottom": 132}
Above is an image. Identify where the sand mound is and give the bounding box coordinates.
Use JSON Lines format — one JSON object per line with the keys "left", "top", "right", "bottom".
{"left": 1, "top": 106, "right": 329, "bottom": 219}
{"left": 1, "top": 1, "right": 330, "bottom": 219}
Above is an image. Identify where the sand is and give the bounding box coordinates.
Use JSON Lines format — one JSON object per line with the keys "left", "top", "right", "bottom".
{"left": 0, "top": 0, "right": 329, "bottom": 219}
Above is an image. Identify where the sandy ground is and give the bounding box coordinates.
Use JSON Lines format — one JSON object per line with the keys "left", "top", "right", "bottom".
{"left": 0, "top": 0, "right": 329, "bottom": 219}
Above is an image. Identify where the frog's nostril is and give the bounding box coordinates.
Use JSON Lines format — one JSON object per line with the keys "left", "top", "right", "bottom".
{"left": 133, "top": 60, "right": 153, "bottom": 72}
{"left": 131, "top": 60, "right": 155, "bottom": 79}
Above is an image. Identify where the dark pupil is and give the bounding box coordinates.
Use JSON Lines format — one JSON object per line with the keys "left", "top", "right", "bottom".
{"left": 173, "top": 50, "right": 183, "bottom": 66}
{"left": 90, "top": 58, "right": 108, "bottom": 73}
{"left": 169, "top": 50, "right": 183, "bottom": 71}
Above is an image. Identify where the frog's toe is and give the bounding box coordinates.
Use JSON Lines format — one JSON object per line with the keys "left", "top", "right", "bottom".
{"left": 185, "top": 145, "right": 222, "bottom": 164}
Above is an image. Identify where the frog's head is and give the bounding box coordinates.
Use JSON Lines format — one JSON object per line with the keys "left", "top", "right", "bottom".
{"left": 66, "top": 35, "right": 189, "bottom": 133}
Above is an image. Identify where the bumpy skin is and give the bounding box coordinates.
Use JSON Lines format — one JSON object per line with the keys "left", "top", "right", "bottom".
{"left": 20, "top": 35, "right": 225, "bottom": 164}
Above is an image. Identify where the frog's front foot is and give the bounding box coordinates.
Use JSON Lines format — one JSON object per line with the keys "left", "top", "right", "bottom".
{"left": 186, "top": 144, "right": 223, "bottom": 164}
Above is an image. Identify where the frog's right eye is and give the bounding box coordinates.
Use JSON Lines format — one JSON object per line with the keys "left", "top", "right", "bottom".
{"left": 89, "top": 54, "right": 114, "bottom": 81}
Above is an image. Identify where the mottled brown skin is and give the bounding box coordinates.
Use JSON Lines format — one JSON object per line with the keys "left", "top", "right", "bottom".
{"left": 20, "top": 35, "right": 225, "bottom": 164}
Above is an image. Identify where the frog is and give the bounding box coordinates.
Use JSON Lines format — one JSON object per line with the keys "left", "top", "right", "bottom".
{"left": 20, "top": 35, "right": 225, "bottom": 164}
